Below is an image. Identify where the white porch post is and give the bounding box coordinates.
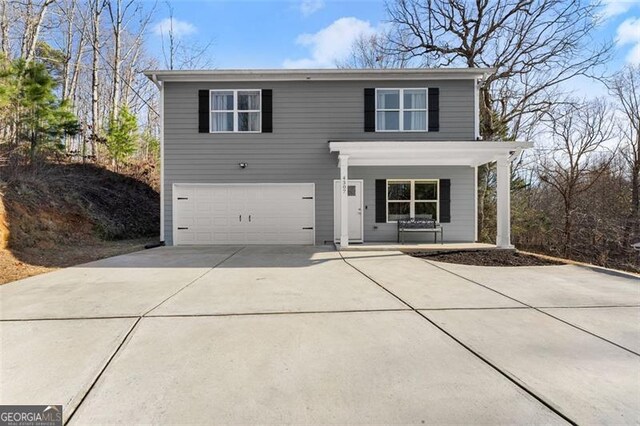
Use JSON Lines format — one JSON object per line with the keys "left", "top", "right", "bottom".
{"left": 339, "top": 154, "right": 349, "bottom": 249}
{"left": 496, "top": 156, "right": 514, "bottom": 248}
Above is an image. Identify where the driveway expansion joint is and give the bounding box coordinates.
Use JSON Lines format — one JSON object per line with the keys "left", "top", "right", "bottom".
{"left": 338, "top": 251, "right": 579, "bottom": 426}
{"left": 60, "top": 247, "right": 248, "bottom": 424}
{"left": 0, "top": 315, "right": 140, "bottom": 322}
{"left": 142, "top": 246, "right": 246, "bottom": 316}
{"left": 145, "top": 308, "right": 412, "bottom": 318}
{"left": 422, "top": 259, "right": 640, "bottom": 357}
{"left": 64, "top": 317, "right": 142, "bottom": 425}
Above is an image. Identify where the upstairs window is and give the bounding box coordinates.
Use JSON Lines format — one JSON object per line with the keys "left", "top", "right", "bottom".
{"left": 376, "top": 88, "right": 427, "bottom": 132}
{"left": 210, "top": 90, "right": 261, "bottom": 132}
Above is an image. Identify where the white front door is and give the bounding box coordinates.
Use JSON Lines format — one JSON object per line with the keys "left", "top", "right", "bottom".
{"left": 333, "top": 180, "right": 363, "bottom": 243}
{"left": 174, "top": 183, "right": 315, "bottom": 245}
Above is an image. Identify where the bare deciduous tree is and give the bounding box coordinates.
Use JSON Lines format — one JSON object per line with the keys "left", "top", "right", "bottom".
{"left": 107, "top": 0, "right": 151, "bottom": 116}
{"left": 537, "top": 98, "right": 616, "bottom": 254}
{"left": 158, "top": 2, "right": 213, "bottom": 70}
{"left": 20, "top": 0, "right": 55, "bottom": 62}
{"left": 0, "top": 0, "right": 9, "bottom": 56}
{"left": 383, "top": 0, "right": 612, "bottom": 241}
{"left": 337, "top": 32, "right": 410, "bottom": 69}
{"left": 86, "top": 0, "right": 107, "bottom": 160}
{"left": 386, "top": 0, "right": 611, "bottom": 139}
{"left": 607, "top": 65, "right": 640, "bottom": 243}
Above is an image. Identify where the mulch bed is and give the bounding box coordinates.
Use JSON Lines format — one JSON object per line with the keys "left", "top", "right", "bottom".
{"left": 407, "top": 249, "right": 565, "bottom": 267}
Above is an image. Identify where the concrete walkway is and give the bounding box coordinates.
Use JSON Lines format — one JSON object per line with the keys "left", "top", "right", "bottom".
{"left": 0, "top": 246, "right": 638, "bottom": 424}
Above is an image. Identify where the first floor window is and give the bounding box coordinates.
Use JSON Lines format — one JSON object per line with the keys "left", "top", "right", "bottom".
{"left": 210, "top": 90, "right": 261, "bottom": 132}
{"left": 376, "top": 88, "right": 427, "bottom": 131}
{"left": 387, "top": 179, "right": 438, "bottom": 222}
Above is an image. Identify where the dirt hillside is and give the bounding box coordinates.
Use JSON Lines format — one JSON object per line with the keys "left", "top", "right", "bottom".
{"left": 0, "top": 162, "right": 159, "bottom": 283}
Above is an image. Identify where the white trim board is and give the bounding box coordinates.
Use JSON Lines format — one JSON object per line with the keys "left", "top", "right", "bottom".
{"left": 329, "top": 141, "right": 533, "bottom": 167}
{"left": 144, "top": 68, "right": 494, "bottom": 83}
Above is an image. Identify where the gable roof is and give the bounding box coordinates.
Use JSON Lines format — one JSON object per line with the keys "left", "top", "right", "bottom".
{"left": 144, "top": 68, "right": 494, "bottom": 83}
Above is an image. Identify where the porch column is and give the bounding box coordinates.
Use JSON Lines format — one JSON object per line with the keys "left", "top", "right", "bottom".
{"left": 339, "top": 154, "right": 349, "bottom": 249}
{"left": 496, "top": 156, "right": 514, "bottom": 249}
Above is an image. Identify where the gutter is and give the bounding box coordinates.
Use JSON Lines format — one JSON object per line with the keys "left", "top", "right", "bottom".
{"left": 150, "top": 73, "right": 161, "bottom": 89}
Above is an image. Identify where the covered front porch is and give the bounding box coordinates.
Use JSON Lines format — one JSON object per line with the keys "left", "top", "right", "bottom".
{"left": 329, "top": 141, "right": 532, "bottom": 249}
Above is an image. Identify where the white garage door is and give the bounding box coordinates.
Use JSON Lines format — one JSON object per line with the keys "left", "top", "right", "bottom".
{"left": 173, "top": 183, "right": 315, "bottom": 245}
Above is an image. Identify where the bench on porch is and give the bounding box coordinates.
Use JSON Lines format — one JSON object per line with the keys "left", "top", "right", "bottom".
{"left": 397, "top": 219, "right": 443, "bottom": 244}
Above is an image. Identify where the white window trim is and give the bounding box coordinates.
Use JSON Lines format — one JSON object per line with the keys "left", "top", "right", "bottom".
{"left": 209, "top": 89, "right": 262, "bottom": 133}
{"left": 375, "top": 88, "right": 429, "bottom": 132}
{"left": 386, "top": 179, "right": 439, "bottom": 223}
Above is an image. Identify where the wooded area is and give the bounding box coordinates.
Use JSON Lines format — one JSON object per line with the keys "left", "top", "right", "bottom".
{"left": 341, "top": 0, "right": 639, "bottom": 272}
{"left": 0, "top": 0, "right": 638, "bottom": 272}
{"left": 0, "top": 0, "right": 204, "bottom": 168}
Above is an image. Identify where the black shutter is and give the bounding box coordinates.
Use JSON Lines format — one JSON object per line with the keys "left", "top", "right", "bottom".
{"left": 262, "top": 89, "right": 273, "bottom": 133}
{"left": 375, "top": 179, "right": 387, "bottom": 223}
{"left": 439, "top": 179, "right": 451, "bottom": 223}
{"left": 198, "top": 90, "right": 209, "bottom": 133}
{"left": 364, "top": 88, "right": 375, "bottom": 132}
{"left": 428, "top": 88, "right": 440, "bottom": 132}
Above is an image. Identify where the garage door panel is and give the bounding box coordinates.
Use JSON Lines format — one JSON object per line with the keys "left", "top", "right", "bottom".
{"left": 175, "top": 184, "right": 314, "bottom": 245}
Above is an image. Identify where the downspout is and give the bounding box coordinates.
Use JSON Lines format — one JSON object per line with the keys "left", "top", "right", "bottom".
{"left": 151, "top": 74, "right": 165, "bottom": 244}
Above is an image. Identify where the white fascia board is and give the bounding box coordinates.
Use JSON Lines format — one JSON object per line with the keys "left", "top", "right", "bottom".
{"left": 329, "top": 141, "right": 533, "bottom": 152}
{"left": 143, "top": 68, "right": 495, "bottom": 83}
{"left": 329, "top": 141, "right": 533, "bottom": 167}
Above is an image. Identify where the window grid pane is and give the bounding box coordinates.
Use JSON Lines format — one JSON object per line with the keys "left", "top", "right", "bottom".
{"left": 388, "top": 181, "right": 411, "bottom": 200}
{"left": 238, "top": 112, "right": 260, "bottom": 132}
{"left": 377, "top": 90, "right": 400, "bottom": 110}
{"left": 211, "top": 91, "right": 234, "bottom": 111}
{"left": 415, "top": 202, "right": 437, "bottom": 220}
{"left": 388, "top": 202, "right": 410, "bottom": 221}
{"left": 238, "top": 91, "right": 260, "bottom": 111}
{"left": 415, "top": 182, "right": 438, "bottom": 200}
{"left": 404, "top": 90, "right": 427, "bottom": 109}
{"left": 377, "top": 111, "right": 399, "bottom": 131}
{"left": 211, "top": 112, "right": 233, "bottom": 132}
{"left": 403, "top": 111, "right": 427, "bottom": 131}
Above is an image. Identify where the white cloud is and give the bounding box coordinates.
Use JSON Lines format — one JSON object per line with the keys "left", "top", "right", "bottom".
{"left": 283, "top": 17, "right": 378, "bottom": 68}
{"left": 152, "top": 18, "right": 196, "bottom": 37}
{"left": 299, "top": 0, "right": 324, "bottom": 17}
{"left": 600, "top": 0, "right": 640, "bottom": 19}
{"left": 616, "top": 16, "right": 640, "bottom": 63}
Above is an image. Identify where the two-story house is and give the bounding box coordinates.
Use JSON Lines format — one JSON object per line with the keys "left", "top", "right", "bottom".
{"left": 144, "top": 69, "right": 531, "bottom": 248}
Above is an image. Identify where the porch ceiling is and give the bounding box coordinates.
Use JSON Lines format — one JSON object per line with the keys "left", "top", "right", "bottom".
{"left": 328, "top": 141, "right": 533, "bottom": 167}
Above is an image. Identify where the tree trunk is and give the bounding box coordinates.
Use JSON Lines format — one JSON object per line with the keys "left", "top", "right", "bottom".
{"left": 110, "top": 0, "right": 122, "bottom": 118}
{"left": 562, "top": 198, "right": 573, "bottom": 256}
{"left": 0, "top": 0, "right": 9, "bottom": 56}
{"left": 90, "top": 0, "right": 103, "bottom": 162}
{"left": 61, "top": 0, "right": 76, "bottom": 102}
{"left": 21, "top": 0, "right": 54, "bottom": 62}
{"left": 630, "top": 138, "right": 640, "bottom": 242}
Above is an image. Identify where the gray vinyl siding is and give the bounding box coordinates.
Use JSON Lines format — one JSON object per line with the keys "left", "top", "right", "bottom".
{"left": 163, "top": 79, "right": 476, "bottom": 244}
{"left": 349, "top": 166, "right": 476, "bottom": 242}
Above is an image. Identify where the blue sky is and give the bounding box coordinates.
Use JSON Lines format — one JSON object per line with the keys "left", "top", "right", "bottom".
{"left": 148, "top": 0, "right": 640, "bottom": 71}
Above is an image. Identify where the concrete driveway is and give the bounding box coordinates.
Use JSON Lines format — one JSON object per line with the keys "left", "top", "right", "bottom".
{"left": 1, "top": 246, "right": 638, "bottom": 424}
